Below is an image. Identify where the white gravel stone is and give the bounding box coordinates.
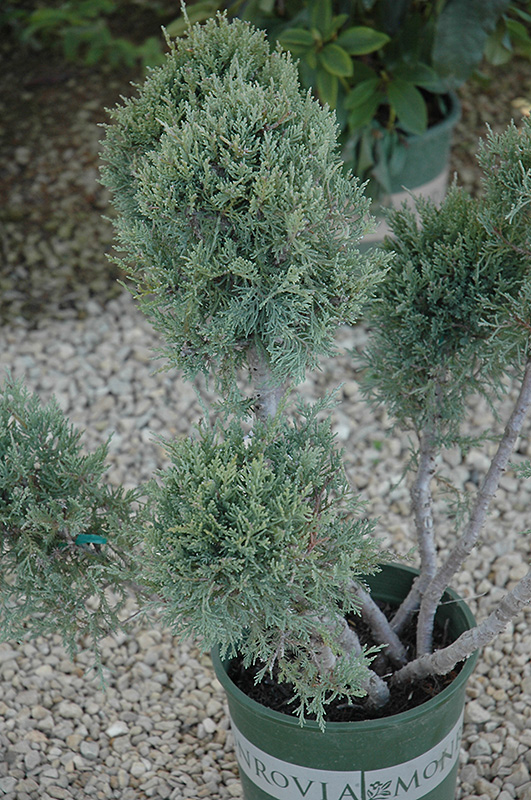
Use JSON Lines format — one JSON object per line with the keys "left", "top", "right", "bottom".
{"left": 130, "top": 760, "right": 147, "bottom": 777}
{"left": 56, "top": 701, "right": 83, "bottom": 720}
{"left": 79, "top": 740, "right": 100, "bottom": 760}
{"left": 508, "top": 763, "right": 530, "bottom": 787}
{"left": 465, "top": 701, "right": 492, "bottom": 724}
{"left": 0, "top": 777, "right": 17, "bottom": 793}
{"left": 106, "top": 720, "right": 129, "bottom": 737}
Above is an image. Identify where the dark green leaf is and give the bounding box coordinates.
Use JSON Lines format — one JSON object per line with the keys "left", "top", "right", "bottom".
{"left": 351, "top": 62, "right": 379, "bottom": 85}
{"left": 371, "top": 153, "right": 392, "bottom": 194}
{"left": 334, "top": 86, "right": 349, "bottom": 130}
{"left": 484, "top": 22, "right": 513, "bottom": 65}
{"left": 277, "top": 27, "right": 315, "bottom": 55}
{"left": 79, "top": 0, "right": 116, "bottom": 15}
{"left": 512, "top": 6, "right": 531, "bottom": 23}
{"left": 389, "top": 140, "right": 407, "bottom": 176}
{"left": 385, "top": 12, "right": 433, "bottom": 68}
{"left": 387, "top": 78, "right": 427, "bottom": 135}
{"left": 319, "top": 43, "right": 353, "bottom": 77}
{"left": 377, "top": 0, "right": 412, "bottom": 36}
{"left": 507, "top": 17, "right": 531, "bottom": 50}
{"left": 26, "top": 8, "right": 72, "bottom": 34}
{"left": 62, "top": 28, "right": 83, "bottom": 60}
{"left": 336, "top": 26, "right": 390, "bottom": 55}
{"left": 357, "top": 129, "right": 375, "bottom": 173}
{"left": 297, "top": 59, "right": 317, "bottom": 90}
{"left": 139, "top": 36, "right": 164, "bottom": 69}
{"left": 310, "top": 0, "right": 332, "bottom": 37}
{"left": 433, "top": 0, "right": 512, "bottom": 89}
{"left": 392, "top": 62, "right": 445, "bottom": 92}
{"left": 304, "top": 49, "right": 318, "bottom": 70}
{"left": 316, "top": 67, "right": 339, "bottom": 107}
{"left": 509, "top": 17, "right": 531, "bottom": 59}
{"left": 506, "top": 18, "right": 531, "bottom": 39}
{"left": 348, "top": 94, "right": 381, "bottom": 130}
{"left": 328, "top": 14, "right": 349, "bottom": 38}
{"left": 344, "top": 77, "right": 381, "bottom": 110}
{"left": 166, "top": 1, "right": 221, "bottom": 37}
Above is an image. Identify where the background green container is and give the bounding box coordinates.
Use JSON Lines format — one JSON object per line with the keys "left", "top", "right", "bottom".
{"left": 387, "top": 92, "right": 461, "bottom": 194}
{"left": 212, "top": 563, "right": 478, "bottom": 800}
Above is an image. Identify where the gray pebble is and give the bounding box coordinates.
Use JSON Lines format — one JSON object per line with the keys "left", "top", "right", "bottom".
{"left": 79, "top": 740, "right": 100, "bottom": 760}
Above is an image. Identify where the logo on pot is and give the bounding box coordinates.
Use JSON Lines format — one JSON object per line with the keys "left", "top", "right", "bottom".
{"left": 231, "top": 712, "right": 463, "bottom": 800}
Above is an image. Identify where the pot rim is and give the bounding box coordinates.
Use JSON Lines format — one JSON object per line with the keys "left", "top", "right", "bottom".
{"left": 211, "top": 562, "right": 478, "bottom": 732}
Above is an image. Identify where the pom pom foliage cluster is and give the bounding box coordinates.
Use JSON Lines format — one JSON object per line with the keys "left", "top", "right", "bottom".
{"left": 362, "top": 182, "right": 530, "bottom": 441}
{"left": 358, "top": 120, "right": 531, "bottom": 666}
{"left": 0, "top": 375, "right": 143, "bottom": 659}
{"left": 148, "top": 401, "right": 380, "bottom": 722}
{"left": 100, "top": 13, "right": 379, "bottom": 399}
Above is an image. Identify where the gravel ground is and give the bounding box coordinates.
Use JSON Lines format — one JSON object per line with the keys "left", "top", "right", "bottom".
{"left": 1, "top": 36, "right": 531, "bottom": 800}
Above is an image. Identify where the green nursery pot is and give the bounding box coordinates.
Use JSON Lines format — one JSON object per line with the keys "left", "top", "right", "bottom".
{"left": 361, "top": 92, "right": 461, "bottom": 246}
{"left": 386, "top": 92, "right": 461, "bottom": 195}
{"left": 212, "top": 563, "right": 478, "bottom": 800}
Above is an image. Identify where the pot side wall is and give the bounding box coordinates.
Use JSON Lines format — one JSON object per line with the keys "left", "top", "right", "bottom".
{"left": 212, "top": 563, "right": 478, "bottom": 800}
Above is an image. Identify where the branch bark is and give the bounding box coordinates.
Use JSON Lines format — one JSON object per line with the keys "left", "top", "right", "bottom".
{"left": 351, "top": 582, "right": 408, "bottom": 667}
{"left": 416, "top": 357, "right": 531, "bottom": 655}
{"left": 308, "top": 614, "right": 390, "bottom": 708}
{"left": 391, "top": 425, "right": 438, "bottom": 637}
{"left": 392, "top": 567, "right": 531, "bottom": 687}
{"left": 336, "top": 618, "right": 391, "bottom": 708}
{"left": 247, "top": 345, "right": 286, "bottom": 422}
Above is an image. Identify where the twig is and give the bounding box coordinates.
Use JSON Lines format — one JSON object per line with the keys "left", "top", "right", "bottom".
{"left": 492, "top": 226, "right": 531, "bottom": 259}
{"left": 336, "top": 618, "right": 390, "bottom": 708}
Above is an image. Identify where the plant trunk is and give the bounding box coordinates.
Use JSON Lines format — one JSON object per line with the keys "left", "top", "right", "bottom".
{"left": 416, "top": 357, "right": 531, "bottom": 654}
{"left": 247, "top": 345, "right": 285, "bottom": 422}
{"left": 309, "top": 613, "right": 391, "bottom": 708}
{"left": 351, "top": 582, "right": 408, "bottom": 666}
{"left": 336, "top": 617, "right": 391, "bottom": 708}
{"left": 391, "top": 425, "right": 438, "bottom": 637}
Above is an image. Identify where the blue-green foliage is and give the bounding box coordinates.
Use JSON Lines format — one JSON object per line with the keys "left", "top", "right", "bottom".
{"left": 361, "top": 181, "right": 531, "bottom": 439}
{"left": 100, "top": 15, "right": 380, "bottom": 397}
{"left": 146, "top": 399, "right": 380, "bottom": 725}
{"left": 0, "top": 375, "right": 143, "bottom": 655}
{"left": 479, "top": 119, "right": 531, "bottom": 248}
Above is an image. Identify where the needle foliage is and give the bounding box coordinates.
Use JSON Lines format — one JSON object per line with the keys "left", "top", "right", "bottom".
{"left": 5, "top": 15, "right": 383, "bottom": 725}
{"left": 146, "top": 400, "right": 379, "bottom": 725}
{"left": 0, "top": 375, "right": 143, "bottom": 656}
{"left": 100, "top": 14, "right": 380, "bottom": 398}
{"left": 361, "top": 178, "right": 531, "bottom": 441}
{"left": 100, "top": 14, "right": 384, "bottom": 725}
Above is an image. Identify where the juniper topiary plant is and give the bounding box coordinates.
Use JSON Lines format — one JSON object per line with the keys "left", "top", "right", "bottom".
{"left": 0, "top": 13, "right": 385, "bottom": 728}
{"left": 4, "top": 10, "right": 531, "bottom": 738}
